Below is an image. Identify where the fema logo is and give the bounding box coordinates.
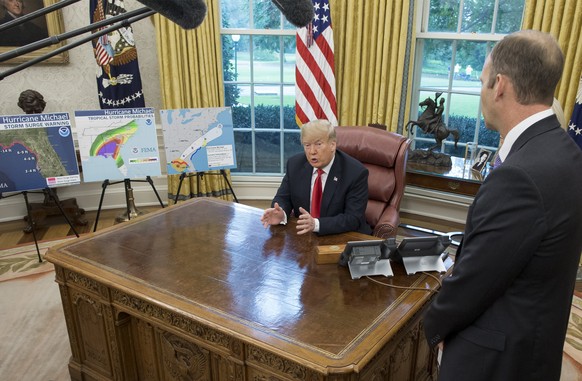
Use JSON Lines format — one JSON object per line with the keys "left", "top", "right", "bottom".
{"left": 58, "top": 127, "right": 70, "bottom": 137}
{"left": 146, "top": 119, "right": 152, "bottom": 125}
{"left": 132, "top": 147, "right": 139, "bottom": 154}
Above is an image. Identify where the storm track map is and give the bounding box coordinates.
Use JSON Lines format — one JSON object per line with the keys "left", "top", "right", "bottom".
{"left": 161, "top": 107, "right": 236, "bottom": 174}
{"left": 0, "top": 113, "right": 80, "bottom": 193}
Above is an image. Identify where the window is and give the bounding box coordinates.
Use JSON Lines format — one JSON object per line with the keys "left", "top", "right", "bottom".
{"left": 220, "top": 0, "right": 298, "bottom": 175}
{"left": 409, "top": 0, "right": 525, "bottom": 157}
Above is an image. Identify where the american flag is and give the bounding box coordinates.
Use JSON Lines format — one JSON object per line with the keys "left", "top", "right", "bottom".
{"left": 295, "top": 0, "right": 338, "bottom": 126}
{"left": 568, "top": 76, "right": 582, "bottom": 150}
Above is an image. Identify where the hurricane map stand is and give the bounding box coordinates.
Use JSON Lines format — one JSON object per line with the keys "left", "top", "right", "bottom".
{"left": 174, "top": 170, "right": 239, "bottom": 205}
{"left": 0, "top": 188, "right": 80, "bottom": 262}
{"left": 93, "top": 176, "right": 165, "bottom": 232}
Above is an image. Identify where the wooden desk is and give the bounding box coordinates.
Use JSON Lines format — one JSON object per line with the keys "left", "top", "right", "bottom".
{"left": 46, "top": 198, "right": 441, "bottom": 381}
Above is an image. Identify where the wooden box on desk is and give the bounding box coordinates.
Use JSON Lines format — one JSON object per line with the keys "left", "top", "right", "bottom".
{"left": 316, "top": 244, "right": 346, "bottom": 264}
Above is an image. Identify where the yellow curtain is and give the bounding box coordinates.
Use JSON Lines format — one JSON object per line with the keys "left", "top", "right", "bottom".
{"left": 153, "top": 0, "right": 234, "bottom": 204}
{"left": 523, "top": 0, "right": 582, "bottom": 120}
{"left": 331, "top": 0, "right": 415, "bottom": 132}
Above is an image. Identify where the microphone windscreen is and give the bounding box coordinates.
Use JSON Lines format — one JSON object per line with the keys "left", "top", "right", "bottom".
{"left": 271, "top": 0, "right": 315, "bottom": 28}
{"left": 136, "top": 0, "right": 207, "bottom": 29}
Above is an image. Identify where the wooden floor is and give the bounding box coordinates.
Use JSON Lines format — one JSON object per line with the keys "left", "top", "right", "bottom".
{"left": 0, "top": 200, "right": 465, "bottom": 250}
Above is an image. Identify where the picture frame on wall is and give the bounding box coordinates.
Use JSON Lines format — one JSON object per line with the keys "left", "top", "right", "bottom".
{"left": 0, "top": 0, "right": 68, "bottom": 64}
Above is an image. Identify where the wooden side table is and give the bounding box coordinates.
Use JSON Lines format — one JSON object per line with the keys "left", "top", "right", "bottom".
{"left": 23, "top": 188, "right": 87, "bottom": 233}
{"left": 406, "top": 156, "right": 484, "bottom": 196}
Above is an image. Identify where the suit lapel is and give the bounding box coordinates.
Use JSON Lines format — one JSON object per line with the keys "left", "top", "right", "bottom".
{"left": 301, "top": 161, "right": 314, "bottom": 211}
{"left": 321, "top": 153, "right": 341, "bottom": 217}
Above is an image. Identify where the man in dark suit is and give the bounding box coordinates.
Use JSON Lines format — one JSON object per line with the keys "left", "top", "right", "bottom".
{"left": 423, "top": 30, "right": 582, "bottom": 381}
{"left": 261, "top": 119, "right": 371, "bottom": 236}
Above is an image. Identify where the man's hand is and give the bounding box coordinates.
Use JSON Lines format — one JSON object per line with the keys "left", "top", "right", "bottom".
{"left": 261, "top": 202, "right": 285, "bottom": 227}
{"left": 296, "top": 207, "right": 316, "bottom": 235}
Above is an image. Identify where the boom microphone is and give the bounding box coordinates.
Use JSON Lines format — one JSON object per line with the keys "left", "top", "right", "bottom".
{"left": 271, "top": 0, "right": 315, "bottom": 28}
{"left": 136, "top": 0, "right": 207, "bottom": 29}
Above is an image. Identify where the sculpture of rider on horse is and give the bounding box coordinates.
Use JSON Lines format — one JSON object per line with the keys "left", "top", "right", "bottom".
{"left": 405, "top": 92, "right": 460, "bottom": 151}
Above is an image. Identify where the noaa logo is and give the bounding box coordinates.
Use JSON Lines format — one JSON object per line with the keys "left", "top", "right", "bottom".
{"left": 146, "top": 119, "right": 152, "bottom": 125}
{"left": 58, "top": 127, "right": 70, "bottom": 137}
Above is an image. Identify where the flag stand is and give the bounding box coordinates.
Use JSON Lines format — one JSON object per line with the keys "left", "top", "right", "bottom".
{"left": 174, "top": 170, "right": 239, "bottom": 205}
{"left": 93, "top": 176, "right": 165, "bottom": 232}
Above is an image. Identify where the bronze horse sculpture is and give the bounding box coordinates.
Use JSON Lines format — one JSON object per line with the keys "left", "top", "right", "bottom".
{"left": 405, "top": 94, "right": 460, "bottom": 151}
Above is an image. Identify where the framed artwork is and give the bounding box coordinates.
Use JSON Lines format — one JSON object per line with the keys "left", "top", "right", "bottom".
{"left": 0, "top": 0, "right": 68, "bottom": 64}
{"left": 471, "top": 149, "right": 492, "bottom": 174}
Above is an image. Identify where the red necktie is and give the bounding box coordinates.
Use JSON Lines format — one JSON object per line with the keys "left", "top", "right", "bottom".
{"left": 311, "top": 169, "right": 324, "bottom": 218}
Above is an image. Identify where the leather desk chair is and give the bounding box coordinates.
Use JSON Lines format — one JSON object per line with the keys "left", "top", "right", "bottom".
{"left": 335, "top": 126, "right": 411, "bottom": 238}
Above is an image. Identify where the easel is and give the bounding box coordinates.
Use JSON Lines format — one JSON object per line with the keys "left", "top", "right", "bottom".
{"left": 0, "top": 188, "right": 80, "bottom": 262}
{"left": 93, "top": 176, "right": 165, "bottom": 232}
{"left": 174, "top": 169, "right": 239, "bottom": 205}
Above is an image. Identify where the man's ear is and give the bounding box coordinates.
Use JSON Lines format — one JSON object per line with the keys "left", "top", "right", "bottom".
{"left": 494, "top": 74, "right": 508, "bottom": 100}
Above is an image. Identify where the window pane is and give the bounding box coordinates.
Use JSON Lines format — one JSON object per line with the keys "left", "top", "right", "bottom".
{"left": 283, "top": 35, "right": 296, "bottom": 83}
{"left": 224, "top": 84, "right": 241, "bottom": 108}
{"left": 254, "top": 96, "right": 282, "bottom": 130}
{"left": 283, "top": 132, "right": 301, "bottom": 166}
{"left": 234, "top": 84, "right": 252, "bottom": 106}
{"left": 253, "top": 35, "right": 282, "bottom": 82}
{"left": 255, "top": 132, "right": 281, "bottom": 173}
{"left": 282, "top": 84, "right": 295, "bottom": 106}
{"left": 420, "top": 39, "right": 452, "bottom": 90}
{"left": 282, "top": 90, "right": 297, "bottom": 130}
{"left": 231, "top": 35, "right": 251, "bottom": 82}
{"left": 234, "top": 131, "right": 253, "bottom": 172}
{"left": 477, "top": 116, "right": 499, "bottom": 150}
{"left": 232, "top": 104, "right": 251, "bottom": 129}
{"left": 427, "top": 0, "right": 460, "bottom": 33}
{"left": 496, "top": 2, "right": 525, "bottom": 34}
{"left": 448, "top": 93, "right": 479, "bottom": 144}
{"left": 221, "top": 0, "right": 249, "bottom": 29}
{"left": 453, "top": 40, "right": 489, "bottom": 89}
{"left": 253, "top": 0, "right": 282, "bottom": 29}
{"left": 461, "top": 0, "right": 494, "bottom": 33}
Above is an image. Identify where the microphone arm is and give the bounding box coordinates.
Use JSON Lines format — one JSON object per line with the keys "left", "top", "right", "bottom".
{"left": 0, "top": 7, "right": 156, "bottom": 80}
{"left": 0, "top": 6, "right": 155, "bottom": 63}
{"left": 0, "top": 0, "right": 81, "bottom": 33}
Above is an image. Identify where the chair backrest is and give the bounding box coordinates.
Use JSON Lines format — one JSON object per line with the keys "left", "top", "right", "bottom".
{"left": 335, "top": 126, "right": 411, "bottom": 237}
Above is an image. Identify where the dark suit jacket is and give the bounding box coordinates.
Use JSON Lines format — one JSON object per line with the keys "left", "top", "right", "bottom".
{"left": 424, "top": 115, "right": 582, "bottom": 381}
{"left": 0, "top": 13, "right": 49, "bottom": 47}
{"left": 272, "top": 149, "right": 372, "bottom": 235}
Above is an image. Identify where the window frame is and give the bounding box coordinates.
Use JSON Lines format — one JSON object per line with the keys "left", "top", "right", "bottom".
{"left": 220, "top": 0, "right": 298, "bottom": 176}
{"left": 408, "top": 0, "right": 522, "bottom": 156}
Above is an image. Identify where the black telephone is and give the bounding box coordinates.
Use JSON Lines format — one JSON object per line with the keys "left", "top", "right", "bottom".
{"left": 338, "top": 238, "right": 397, "bottom": 267}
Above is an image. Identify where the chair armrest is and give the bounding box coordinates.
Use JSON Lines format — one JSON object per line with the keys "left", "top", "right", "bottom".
{"left": 372, "top": 206, "right": 400, "bottom": 239}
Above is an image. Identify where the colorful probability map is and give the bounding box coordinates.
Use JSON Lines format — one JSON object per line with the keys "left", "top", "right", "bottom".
{"left": 160, "top": 107, "right": 236, "bottom": 174}
{"left": 75, "top": 108, "right": 161, "bottom": 182}
{"left": 0, "top": 112, "right": 80, "bottom": 193}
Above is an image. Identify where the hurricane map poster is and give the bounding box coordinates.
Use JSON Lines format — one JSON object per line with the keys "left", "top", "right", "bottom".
{"left": 75, "top": 108, "right": 161, "bottom": 182}
{"left": 160, "top": 107, "right": 236, "bottom": 175}
{"left": 0, "top": 112, "right": 80, "bottom": 193}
